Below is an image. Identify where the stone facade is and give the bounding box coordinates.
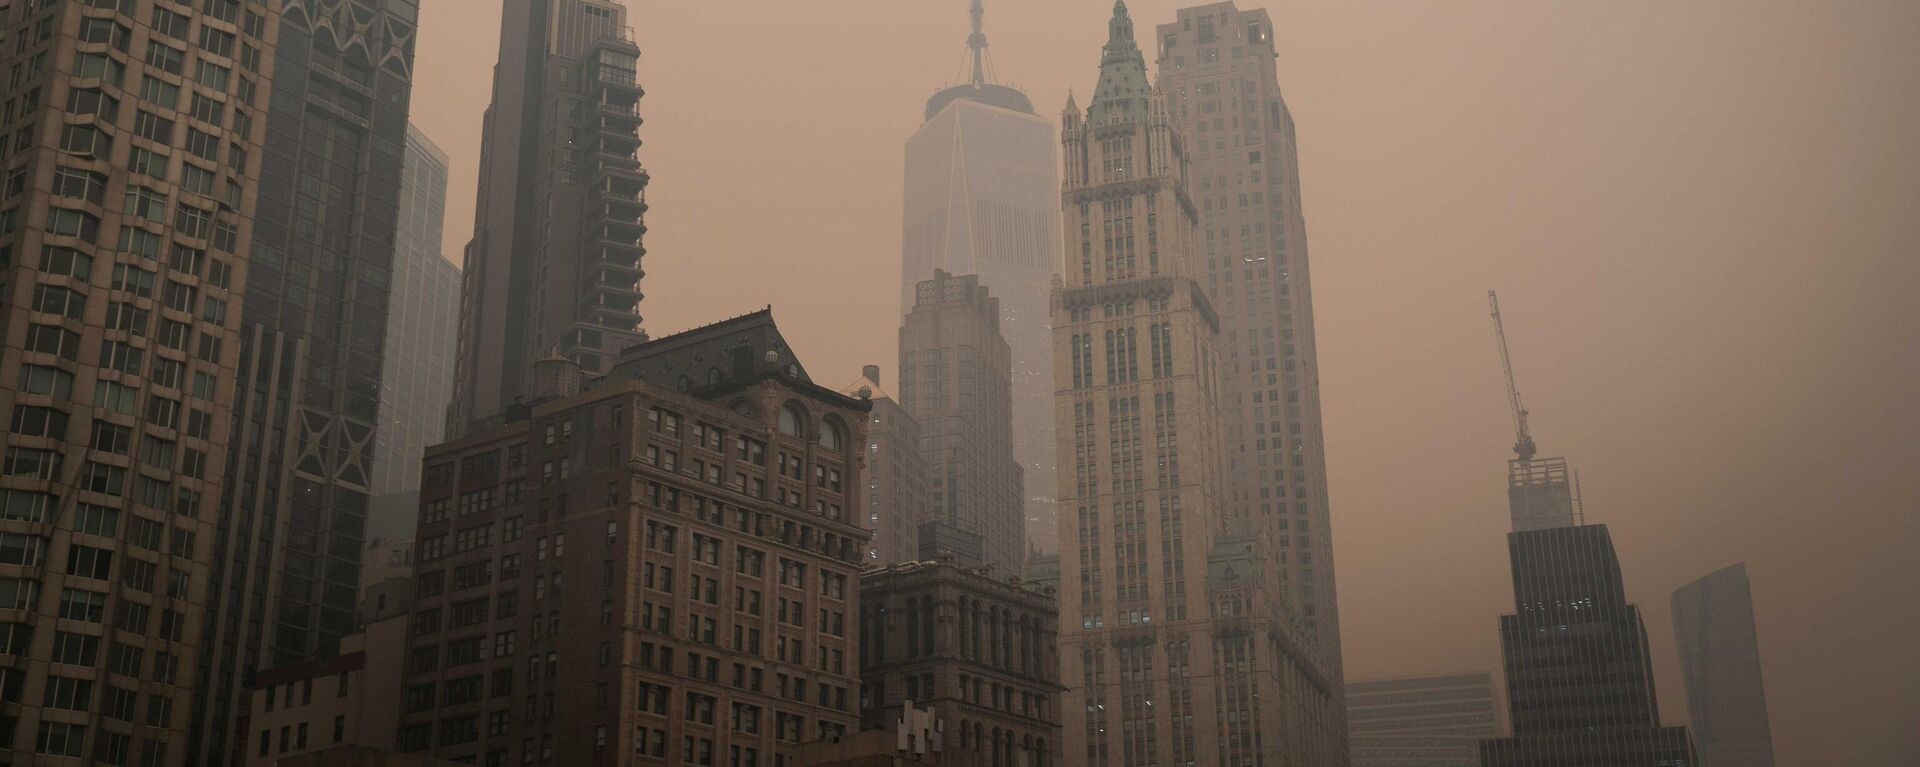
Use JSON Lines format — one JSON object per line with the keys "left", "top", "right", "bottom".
{"left": 0, "top": 1, "right": 283, "bottom": 762}
{"left": 1052, "top": 4, "right": 1344, "bottom": 765}
{"left": 858, "top": 561, "right": 1060, "bottom": 767}
{"left": 400, "top": 311, "right": 869, "bottom": 765}
{"left": 1156, "top": 0, "right": 1347, "bottom": 666}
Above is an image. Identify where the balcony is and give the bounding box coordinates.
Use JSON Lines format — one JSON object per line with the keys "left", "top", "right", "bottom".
{"left": 595, "top": 67, "right": 642, "bottom": 98}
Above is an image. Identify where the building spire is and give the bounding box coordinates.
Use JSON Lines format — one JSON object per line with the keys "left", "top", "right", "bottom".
{"left": 968, "top": 0, "right": 989, "bottom": 85}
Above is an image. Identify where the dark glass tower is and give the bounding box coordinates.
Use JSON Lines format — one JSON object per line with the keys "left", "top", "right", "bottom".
{"left": 1672, "top": 563, "right": 1777, "bottom": 767}
{"left": 187, "top": 1, "right": 418, "bottom": 764}
{"left": 448, "top": 0, "right": 647, "bottom": 435}
{"left": 1479, "top": 525, "right": 1698, "bottom": 766}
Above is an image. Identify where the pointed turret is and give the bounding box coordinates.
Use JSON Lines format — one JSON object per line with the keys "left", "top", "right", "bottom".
{"left": 1089, "top": 0, "right": 1149, "bottom": 125}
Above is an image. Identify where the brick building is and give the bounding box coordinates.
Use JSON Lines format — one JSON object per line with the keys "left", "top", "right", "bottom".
{"left": 399, "top": 310, "right": 870, "bottom": 766}
{"left": 858, "top": 560, "right": 1060, "bottom": 767}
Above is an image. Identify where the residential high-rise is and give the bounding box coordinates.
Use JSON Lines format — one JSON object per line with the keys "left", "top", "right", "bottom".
{"left": 1479, "top": 525, "right": 1697, "bottom": 766}
{"left": 372, "top": 126, "right": 459, "bottom": 497}
{"left": 857, "top": 560, "right": 1062, "bottom": 766}
{"left": 1157, "top": 0, "right": 1347, "bottom": 660}
{"left": 1347, "top": 673, "right": 1501, "bottom": 767}
{"left": 899, "top": 270, "right": 1023, "bottom": 570}
{"left": 842, "top": 365, "right": 931, "bottom": 566}
{"left": 902, "top": 1, "right": 1060, "bottom": 554}
{"left": 398, "top": 310, "right": 867, "bottom": 765}
{"left": 448, "top": 0, "right": 648, "bottom": 434}
{"left": 1054, "top": 5, "right": 1344, "bottom": 765}
{"left": 0, "top": 1, "right": 280, "bottom": 762}
{"left": 188, "top": 3, "right": 420, "bottom": 763}
{"left": 1672, "top": 563, "right": 1777, "bottom": 767}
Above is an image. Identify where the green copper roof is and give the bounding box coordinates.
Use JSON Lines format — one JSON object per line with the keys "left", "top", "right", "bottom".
{"left": 1088, "top": 0, "right": 1149, "bottom": 125}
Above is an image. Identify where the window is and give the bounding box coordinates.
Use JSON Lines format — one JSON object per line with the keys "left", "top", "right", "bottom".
{"left": 39, "top": 246, "right": 93, "bottom": 279}
{"left": 47, "top": 207, "right": 101, "bottom": 242}
{"left": 778, "top": 404, "right": 805, "bottom": 437}
{"left": 819, "top": 418, "right": 845, "bottom": 451}
{"left": 52, "top": 167, "right": 107, "bottom": 205}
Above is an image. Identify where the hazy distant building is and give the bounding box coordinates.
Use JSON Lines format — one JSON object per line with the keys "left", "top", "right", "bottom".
{"left": 400, "top": 310, "right": 867, "bottom": 764}
{"left": 1673, "top": 563, "right": 1777, "bottom": 767}
{"left": 844, "top": 365, "right": 933, "bottom": 565}
{"left": 0, "top": 1, "right": 285, "bottom": 762}
{"left": 1348, "top": 673, "right": 1500, "bottom": 767}
{"left": 449, "top": 0, "right": 648, "bottom": 433}
{"left": 186, "top": 2, "right": 422, "bottom": 763}
{"left": 899, "top": 270, "right": 1024, "bottom": 569}
{"left": 1157, "top": 0, "right": 1348, "bottom": 662}
{"left": 372, "top": 127, "right": 459, "bottom": 496}
{"left": 1053, "top": 5, "right": 1344, "bottom": 765}
{"left": 1480, "top": 525, "right": 1697, "bottom": 766}
{"left": 858, "top": 560, "right": 1061, "bottom": 766}
{"left": 902, "top": 1, "right": 1061, "bottom": 554}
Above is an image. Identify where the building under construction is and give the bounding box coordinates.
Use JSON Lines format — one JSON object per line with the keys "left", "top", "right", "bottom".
{"left": 1489, "top": 291, "right": 1582, "bottom": 533}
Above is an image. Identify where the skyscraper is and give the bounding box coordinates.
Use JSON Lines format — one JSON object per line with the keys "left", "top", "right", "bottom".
{"left": 371, "top": 125, "right": 460, "bottom": 497}
{"left": 1054, "top": 5, "right": 1345, "bottom": 764}
{"left": 189, "top": 2, "right": 420, "bottom": 763}
{"left": 899, "top": 270, "right": 1023, "bottom": 570}
{"left": 902, "top": 1, "right": 1060, "bottom": 554}
{"left": 1479, "top": 525, "right": 1697, "bottom": 767}
{"left": 397, "top": 310, "right": 867, "bottom": 765}
{"left": 1156, "top": 0, "right": 1347, "bottom": 660}
{"left": 0, "top": 0, "right": 281, "bottom": 761}
{"left": 1673, "top": 563, "right": 1777, "bottom": 767}
{"left": 449, "top": 0, "right": 647, "bottom": 434}
{"left": 1346, "top": 673, "right": 1501, "bottom": 767}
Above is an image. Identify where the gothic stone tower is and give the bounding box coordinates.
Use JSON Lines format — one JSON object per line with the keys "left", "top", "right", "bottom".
{"left": 1053, "top": 4, "right": 1343, "bottom": 765}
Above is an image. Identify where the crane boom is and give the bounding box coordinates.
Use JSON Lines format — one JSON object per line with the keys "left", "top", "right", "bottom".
{"left": 1489, "top": 290, "right": 1538, "bottom": 461}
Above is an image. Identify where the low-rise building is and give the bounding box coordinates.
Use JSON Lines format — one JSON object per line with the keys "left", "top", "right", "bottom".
{"left": 246, "top": 616, "right": 408, "bottom": 766}
{"left": 858, "top": 560, "right": 1061, "bottom": 767}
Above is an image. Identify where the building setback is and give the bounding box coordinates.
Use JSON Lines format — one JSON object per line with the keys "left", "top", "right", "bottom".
{"left": 448, "top": 0, "right": 648, "bottom": 434}
{"left": 842, "top": 365, "right": 932, "bottom": 567}
{"left": 0, "top": 0, "right": 281, "bottom": 762}
{"left": 398, "top": 310, "right": 868, "bottom": 765}
{"left": 1053, "top": 4, "right": 1344, "bottom": 765}
{"left": 188, "top": 2, "right": 421, "bottom": 762}
{"left": 1346, "top": 673, "right": 1500, "bottom": 767}
{"left": 1156, "top": 0, "right": 1347, "bottom": 664}
{"left": 371, "top": 125, "right": 459, "bottom": 497}
{"left": 1672, "top": 563, "right": 1777, "bottom": 767}
{"left": 857, "top": 560, "right": 1061, "bottom": 767}
{"left": 901, "top": 1, "right": 1060, "bottom": 555}
{"left": 1479, "top": 525, "right": 1697, "bottom": 767}
{"left": 899, "top": 270, "right": 1023, "bottom": 570}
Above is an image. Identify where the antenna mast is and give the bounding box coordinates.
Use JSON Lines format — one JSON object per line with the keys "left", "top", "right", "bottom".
{"left": 967, "top": 0, "right": 990, "bottom": 85}
{"left": 1489, "top": 290, "right": 1537, "bottom": 461}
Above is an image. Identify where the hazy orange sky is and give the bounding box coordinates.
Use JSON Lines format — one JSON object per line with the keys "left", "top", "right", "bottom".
{"left": 410, "top": 1, "right": 1920, "bottom": 762}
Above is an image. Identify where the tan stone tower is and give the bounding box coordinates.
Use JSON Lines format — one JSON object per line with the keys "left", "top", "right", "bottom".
{"left": 1053, "top": 3, "right": 1345, "bottom": 765}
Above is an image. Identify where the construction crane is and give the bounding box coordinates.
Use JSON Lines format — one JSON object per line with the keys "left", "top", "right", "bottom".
{"left": 1488, "top": 290, "right": 1537, "bottom": 462}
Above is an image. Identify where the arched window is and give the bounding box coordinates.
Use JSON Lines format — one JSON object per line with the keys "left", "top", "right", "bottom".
{"left": 778, "top": 403, "right": 805, "bottom": 437}
{"left": 819, "top": 417, "right": 846, "bottom": 451}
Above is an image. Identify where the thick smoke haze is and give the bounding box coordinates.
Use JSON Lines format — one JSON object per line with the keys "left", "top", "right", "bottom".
{"left": 410, "top": 1, "right": 1920, "bottom": 763}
